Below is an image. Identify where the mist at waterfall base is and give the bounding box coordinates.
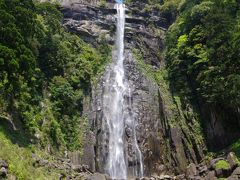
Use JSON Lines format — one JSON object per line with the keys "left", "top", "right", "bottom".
{"left": 102, "top": 3, "right": 144, "bottom": 179}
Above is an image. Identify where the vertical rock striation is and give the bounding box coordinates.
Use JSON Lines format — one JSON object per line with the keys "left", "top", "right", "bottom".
{"left": 62, "top": 1, "right": 206, "bottom": 176}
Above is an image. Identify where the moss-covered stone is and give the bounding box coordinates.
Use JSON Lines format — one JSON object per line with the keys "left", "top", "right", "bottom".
{"left": 215, "top": 160, "right": 230, "bottom": 170}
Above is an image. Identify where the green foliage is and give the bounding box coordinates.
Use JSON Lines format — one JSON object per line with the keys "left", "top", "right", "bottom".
{"left": 166, "top": 0, "right": 240, "bottom": 118}
{"left": 0, "top": 0, "right": 110, "bottom": 153}
{"left": 0, "top": 0, "right": 36, "bottom": 97}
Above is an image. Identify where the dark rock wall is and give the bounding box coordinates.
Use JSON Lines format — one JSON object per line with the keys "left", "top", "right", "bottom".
{"left": 62, "top": 1, "right": 206, "bottom": 176}
{"left": 203, "top": 105, "right": 240, "bottom": 151}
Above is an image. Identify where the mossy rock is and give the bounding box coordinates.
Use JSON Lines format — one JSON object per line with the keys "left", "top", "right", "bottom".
{"left": 215, "top": 160, "right": 230, "bottom": 170}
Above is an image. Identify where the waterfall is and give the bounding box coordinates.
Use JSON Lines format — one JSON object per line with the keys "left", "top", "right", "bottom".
{"left": 102, "top": 2, "right": 143, "bottom": 179}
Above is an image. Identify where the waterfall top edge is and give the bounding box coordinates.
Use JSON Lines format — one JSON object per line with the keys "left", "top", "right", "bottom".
{"left": 115, "top": 0, "right": 123, "bottom": 3}
{"left": 114, "top": 3, "right": 125, "bottom": 9}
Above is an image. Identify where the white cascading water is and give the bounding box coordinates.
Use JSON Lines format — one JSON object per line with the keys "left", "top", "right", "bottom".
{"left": 102, "top": 2, "right": 143, "bottom": 179}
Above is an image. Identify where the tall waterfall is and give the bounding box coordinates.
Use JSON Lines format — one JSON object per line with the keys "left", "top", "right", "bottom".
{"left": 102, "top": 2, "right": 143, "bottom": 179}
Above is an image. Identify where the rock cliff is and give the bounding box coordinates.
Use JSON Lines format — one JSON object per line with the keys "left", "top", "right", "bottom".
{"left": 61, "top": 1, "right": 206, "bottom": 176}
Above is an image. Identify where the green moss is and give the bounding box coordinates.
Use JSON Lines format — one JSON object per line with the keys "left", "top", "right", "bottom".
{"left": 215, "top": 160, "right": 230, "bottom": 170}
{"left": 99, "top": 0, "right": 107, "bottom": 8}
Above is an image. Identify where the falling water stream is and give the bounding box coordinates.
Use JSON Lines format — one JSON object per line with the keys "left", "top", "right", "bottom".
{"left": 102, "top": 2, "right": 143, "bottom": 179}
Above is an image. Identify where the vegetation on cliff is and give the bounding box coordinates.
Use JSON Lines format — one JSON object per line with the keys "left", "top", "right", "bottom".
{"left": 166, "top": 0, "right": 240, "bottom": 149}
{"left": 0, "top": 0, "right": 110, "bottom": 153}
{"left": 130, "top": 0, "right": 240, "bottom": 163}
{"left": 0, "top": 0, "right": 240, "bottom": 178}
{"left": 167, "top": 0, "right": 240, "bottom": 107}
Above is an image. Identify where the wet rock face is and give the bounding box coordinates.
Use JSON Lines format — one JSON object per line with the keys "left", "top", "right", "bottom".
{"left": 62, "top": 3, "right": 116, "bottom": 44}
{"left": 89, "top": 50, "right": 167, "bottom": 176}
{"left": 61, "top": 1, "right": 240, "bottom": 161}
{"left": 62, "top": 1, "right": 205, "bottom": 176}
{"left": 62, "top": 2, "right": 165, "bottom": 67}
{"left": 124, "top": 51, "right": 162, "bottom": 175}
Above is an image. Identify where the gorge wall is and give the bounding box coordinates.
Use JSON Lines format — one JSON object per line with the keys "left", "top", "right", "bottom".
{"left": 61, "top": 1, "right": 205, "bottom": 176}
{"left": 1, "top": 0, "right": 240, "bottom": 179}
{"left": 60, "top": 0, "right": 238, "bottom": 177}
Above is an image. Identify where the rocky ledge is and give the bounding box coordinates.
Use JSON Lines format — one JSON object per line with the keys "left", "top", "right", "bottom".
{"left": 1, "top": 152, "right": 239, "bottom": 179}
{"left": 61, "top": 2, "right": 166, "bottom": 67}
{"left": 141, "top": 152, "right": 240, "bottom": 180}
{"left": 86, "top": 152, "right": 240, "bottom": 180}
{"left": 0, "top": 155, "right": 109, "bottom": 180}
